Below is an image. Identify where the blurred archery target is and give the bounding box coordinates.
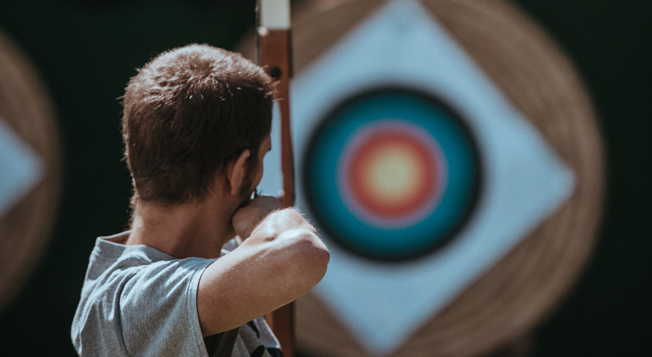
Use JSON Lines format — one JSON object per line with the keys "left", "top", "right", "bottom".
{"left": 304, "top": 88, "right": 480, "bottom": 261}
{"left": 0, "top": 28, "right": 61, "bottom": 312}
{"left": 238, "top": 0, "right": 604, "bottom": 355}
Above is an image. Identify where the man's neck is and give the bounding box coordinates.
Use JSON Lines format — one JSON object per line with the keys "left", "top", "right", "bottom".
{"left": 125, "top": 194, "right": 239, "bottom": 259}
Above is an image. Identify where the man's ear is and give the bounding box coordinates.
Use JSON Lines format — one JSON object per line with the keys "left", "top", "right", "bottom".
{"left": 225, "top": 149, "right": 250, "bottom": 196}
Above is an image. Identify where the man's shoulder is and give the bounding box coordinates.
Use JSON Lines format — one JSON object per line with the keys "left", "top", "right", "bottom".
{"left": 76, "top": 233, "right": 215, "bottom": 327}
{"left": 72, "top": 235, "right": 216, "bottom": 356}
{"left": 83, "top": 236, "right": 166, "bottom": 284}
{"left": 85, "top": 236, "right": 215, "bottom": 297}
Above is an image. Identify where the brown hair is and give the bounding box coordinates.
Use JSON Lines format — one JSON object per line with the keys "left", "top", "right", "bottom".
{"left": 122, "top": 44, "right": 274, "bottom": 205}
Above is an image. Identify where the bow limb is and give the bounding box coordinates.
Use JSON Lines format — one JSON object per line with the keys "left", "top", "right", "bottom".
{"left": 257, "top": 0, "right": 295, "bottom": 209}
{"left": 257, "top": 1, "right": 296, "bottom": 356}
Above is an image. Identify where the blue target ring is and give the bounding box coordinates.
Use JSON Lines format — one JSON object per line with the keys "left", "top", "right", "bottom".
{"left": 303, "top": 88, "right": 481, "bottom": 261}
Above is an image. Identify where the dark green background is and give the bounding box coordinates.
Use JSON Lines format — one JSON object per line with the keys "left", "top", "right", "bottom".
{"left": 0, "top": 0, "right": 649, "bottom": 355}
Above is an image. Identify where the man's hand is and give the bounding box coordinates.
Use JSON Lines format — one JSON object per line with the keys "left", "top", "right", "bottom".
{"left": 232, "top": 195, "right": 282, "bottom": 240}
{"left": 199, "top": 205, "right": 329, "bottom": 337}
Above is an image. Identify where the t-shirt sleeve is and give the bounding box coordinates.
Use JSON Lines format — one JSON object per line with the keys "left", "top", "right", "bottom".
{"left": 118, "top": 257, "right": 214, "bottom": 356}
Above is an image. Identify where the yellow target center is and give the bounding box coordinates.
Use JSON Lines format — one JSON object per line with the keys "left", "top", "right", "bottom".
{"left": 361, "top": 144, "right": 424, "bottom": 205}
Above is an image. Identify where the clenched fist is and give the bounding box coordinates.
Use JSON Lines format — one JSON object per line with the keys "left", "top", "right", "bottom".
{"left": 231, "top": 195, "right": 282, "bottom": 240}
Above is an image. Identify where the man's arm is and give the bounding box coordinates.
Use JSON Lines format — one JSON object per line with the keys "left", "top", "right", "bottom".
{"left": 197, "top": 199, "right": 329, "bottom": 337}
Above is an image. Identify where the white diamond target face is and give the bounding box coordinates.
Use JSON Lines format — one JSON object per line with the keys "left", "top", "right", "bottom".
{"left": 257, "top": 0, "right": 576, "bottom": 353}
{"left": 0, "top": 118, "right": 42, "bottom": 218}
{"left": 303, "top": 89, "right": 480, "bottom": 261}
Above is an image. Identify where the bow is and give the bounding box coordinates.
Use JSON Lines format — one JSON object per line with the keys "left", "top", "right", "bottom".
{"left": 256, "top": 0, "right": 296, "bottom": 355}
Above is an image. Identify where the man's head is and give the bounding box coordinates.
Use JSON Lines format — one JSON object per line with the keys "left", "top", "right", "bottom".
{"left": 122, "top": 44, "right": 274, "bottom": 206}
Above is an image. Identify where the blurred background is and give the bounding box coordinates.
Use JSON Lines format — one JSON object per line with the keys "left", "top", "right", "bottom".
{"left": 0, "top": 0, "right": 649, "bottom": 355}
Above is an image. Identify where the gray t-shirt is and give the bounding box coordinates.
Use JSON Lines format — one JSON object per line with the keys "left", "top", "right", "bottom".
{"left": 71, "top": 232, "right": 282, "bottom": 357}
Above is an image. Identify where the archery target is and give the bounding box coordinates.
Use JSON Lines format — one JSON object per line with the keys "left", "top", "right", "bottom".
{"left": 237, "top": 0, "right": 604, "bottom": 355}
{"left": 0, "top": 29, "right": 61, "bottom": 312}
{"left": 304, "top": 88, "right": 480, "bottom": 261}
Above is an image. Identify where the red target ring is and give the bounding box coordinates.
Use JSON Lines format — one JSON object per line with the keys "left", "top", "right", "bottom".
{"left": 346, "top": 129, "right": 441, "bottom": 219}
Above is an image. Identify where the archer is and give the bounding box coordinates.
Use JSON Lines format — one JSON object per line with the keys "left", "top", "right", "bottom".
{"left": 71, "top": 44, "right": 329, "bottom": 357}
